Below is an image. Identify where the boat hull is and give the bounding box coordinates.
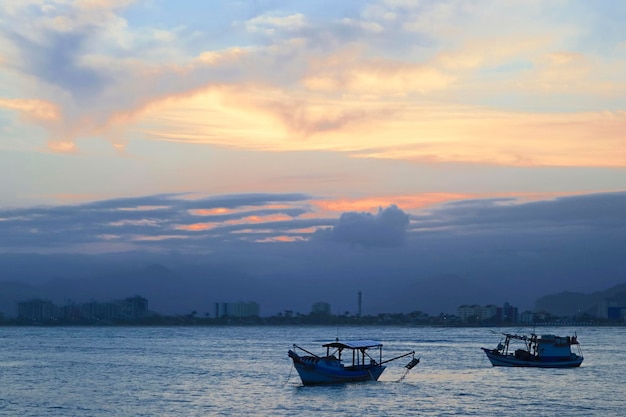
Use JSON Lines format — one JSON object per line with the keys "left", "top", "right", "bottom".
{"left": 481, "top": 348, "right": 583, "bottom": 368}
{"left": 289, "top": 350, "right": 386, "bottom": 385}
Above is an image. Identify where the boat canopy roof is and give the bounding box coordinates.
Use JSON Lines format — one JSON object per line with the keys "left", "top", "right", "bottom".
{"left": 322, "top": 340, "right": 383, "bottom": 350}
{"left": 502, "top": 332, "right": 579, "bottom": 345}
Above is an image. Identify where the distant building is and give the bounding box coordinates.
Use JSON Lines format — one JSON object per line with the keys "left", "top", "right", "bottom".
{"left": 17, "top": 295, "right": 149, "bottom": 322}
{"left": 118, "top": 296, "right": 149, "bottom": 320}
{"left": 457, "top": 302, "right": 518, "bottom": 323}
{"left": 607, "top": 306, "right": 626, "bottom": 321}
{"left": 597, "top": 299, "right": 626, "bottom": 321}
{"left": 80, "top": 296, "right": 148, "bottom": 321}
{"left": 500, "top": 302, "right": 518, "bottom": 323}
{"left": 215, "top": 301, "right": 260, "bottom": 318}
{"left": 483, "top": 304, "right": 499, "bottom": 321}
{"left": 311, "top": 302, "right": 331, "bottom": 316}
{"left": 457, "top": 304, "right": 489, "bottom": 322}
{"left": 520, "top": 310, "right": 536, "bottom": 324}
{"left": 18, "top": 299, "right": 61, "bottom": 322}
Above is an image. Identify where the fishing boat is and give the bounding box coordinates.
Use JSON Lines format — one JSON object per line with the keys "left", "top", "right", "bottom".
{"left": 288, "top": 339, "right": 419, "bottom": 385}
{"left": 481, "top": 332, "right": 583, "bottom": 368}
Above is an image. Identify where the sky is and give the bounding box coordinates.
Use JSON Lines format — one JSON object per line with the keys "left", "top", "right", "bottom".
{"left": 0, "top": 1, "right": 625, "bottom": 314}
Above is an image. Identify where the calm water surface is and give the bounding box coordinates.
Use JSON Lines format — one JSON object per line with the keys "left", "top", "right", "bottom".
{"left": 1, "top": 326, "right": 624, "bottom": 416}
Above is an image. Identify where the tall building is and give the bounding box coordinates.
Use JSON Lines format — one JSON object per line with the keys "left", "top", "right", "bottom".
{"left": 311, "top": 302, "right": 331, "bottom": 315}
{"left": 215, "top": 301, "right": 260, "bottom": 318}
{"left": 119, "top": 296, "right": 149, "bottom": 320}
{"left": 80, "top": 296, "right": 149, "bottom": 321}
{"left": 18, "top": 296, "right": 149, "bottom": 322}
{"left": 457, "top": 302, "right": 518, "bottom": 323}
{"left": 18, "top": 299, "right": 60, "bottom": 322}
{"left": 500, "top": 302, "right": 518, "bottom": 323}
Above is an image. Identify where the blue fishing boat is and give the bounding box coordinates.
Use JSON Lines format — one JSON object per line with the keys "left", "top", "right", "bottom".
{"left": 288, "top": 339, "right": 419, "bottom": 386}
{"left": 481, "top": 332, "right": 583, "bottom": 368}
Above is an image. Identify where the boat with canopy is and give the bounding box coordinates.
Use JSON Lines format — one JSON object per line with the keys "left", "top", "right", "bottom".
{"left": 481, "top": 332, "right": 583, "bottom": 368}
{"left": 288, "top": 338, "right": 419, "bottom": 385}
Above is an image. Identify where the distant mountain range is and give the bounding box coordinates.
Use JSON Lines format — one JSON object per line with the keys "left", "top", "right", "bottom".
{"left": 534, "top": 283, "right": 626, "bottom": 317}
{"left": 1, "top": 254, "right": 624, "bottom": 318}
{"left": 0, "top": 261, "right": 279, "bottom": 317}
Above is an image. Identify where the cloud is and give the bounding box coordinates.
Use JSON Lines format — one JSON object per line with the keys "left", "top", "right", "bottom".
{"left": 1, "top": 0, "right": 625, "bottom": 167}
{"left": 145, "top": 88, "right": 626, "bottom": 168}
{"left": 347, "top": 108, "right": 626, "bottom": 167}
{"left": 0, "top": 188, "right": 624, "bottom": 305}
{"left": 331, "top": 204, "right": 410, "bottom": 247}
{"left": 303, "top": 56, "right": 454, "bottom": 96}
{"left": 0, "top": 192, "right": 416, "bottom": 253}
{"left": 243, "top": 12, "right": 308, "bottom": 35}
{"left": 1, "top": 0, "right": 135, "bottom": 99}
{"left": 416, "top": 191, "right": 626, "bottom": 236}
{"left": 0, "top": 192, "right": 319, "bottom": 252}
{"left": 0, "top": 98, "right": 61, "bottom": 121}
{"left": 315, "top": 193, "right": 472, "bottom": 213}
{"left": 7, "top": 30, "right": 109, "bottom": 101}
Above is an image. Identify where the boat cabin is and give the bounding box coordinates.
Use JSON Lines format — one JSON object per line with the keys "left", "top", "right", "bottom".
{"left": 321, "top": 339, "right": 383, "bottom": 367}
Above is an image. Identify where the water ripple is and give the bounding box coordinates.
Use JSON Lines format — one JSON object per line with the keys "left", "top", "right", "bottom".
{"left": 0, "top": 326, "right": 624, "bottom": 416}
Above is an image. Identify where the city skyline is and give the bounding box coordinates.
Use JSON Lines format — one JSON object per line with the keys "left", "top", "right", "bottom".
{"left": 11, "top": 294, "right": 625, "bottom": 325}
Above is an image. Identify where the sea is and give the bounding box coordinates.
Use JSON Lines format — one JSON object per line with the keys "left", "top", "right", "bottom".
{"left": 0, "top": 325, "right": 624, "bottom": 417}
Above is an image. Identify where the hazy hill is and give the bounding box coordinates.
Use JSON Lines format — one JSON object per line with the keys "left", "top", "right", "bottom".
{"left": 0, "top": 281, "right": 40, "bottom": 317}
{"left": 534, "top": 283, "right": 626, "bottom": 316}
{"left": 0, "top": 261, "right": 281, "bottom": 317}
{"left": 374, "top": 274, "right": 499, "bottom": 315}
{"left": 0, "top": 249, "right": 625, "bottom": 318}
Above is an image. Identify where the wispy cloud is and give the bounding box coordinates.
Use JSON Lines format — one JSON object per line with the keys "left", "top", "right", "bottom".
{"left": 1, "top": 0, "right": 624, "bottom": 168}
{"left": 415, "top": 191, "right": 626, "bottom": 236}
{"left": 2, "top": 190, "right": 624, "bottom": 253}
{"left": 0, "top": 193, "right": 319, "bottom": 252}
{"left": 0, "top": 98, "right": 60, "bottom": 121}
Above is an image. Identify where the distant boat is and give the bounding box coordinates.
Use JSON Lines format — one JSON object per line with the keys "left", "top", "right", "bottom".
{"left": 481, "top": 332, "right": 583, "bottom": 368}
{"left": 288, "top": 339, "right": 419, "bottom": 386}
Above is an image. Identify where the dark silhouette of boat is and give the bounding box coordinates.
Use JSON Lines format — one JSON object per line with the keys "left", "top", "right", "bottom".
{"left": 288, "top": 339, "right": 419, "bottom": 385}
{"left": 481, "top": 332, "right": 583, "bottom": 368}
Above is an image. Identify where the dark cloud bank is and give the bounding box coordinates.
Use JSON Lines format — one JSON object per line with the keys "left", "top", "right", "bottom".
{"left": 0, "top": 191, "right": 625, "bottom": 317}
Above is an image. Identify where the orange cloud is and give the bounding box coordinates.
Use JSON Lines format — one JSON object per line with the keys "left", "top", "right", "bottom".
{"left": 314, "top": 193, "right": 473, "bottom": 215}
{"left": 348, "top": 108, "right": 626, "bottom": 167}
{"left": 312, "top": 191, "right": 597, "bottom": 217}
{"left": 255, "top": 235, "right": 307, "bottom": 243}
{"left": 176, "top": 213, "right": 294, "bottom": 232}
{"left": 189, "top": 204, "right": 294, "bottom": 217}
{"left": 232, "top": 214, "right": 293, "bottom": 224}
{"left": 0, "top": 98, "right": 61, "bottom": 121}
{"left": 176, "top": 223, "right": 218, "bottom": 232}
{"left": 137, "top": 83, "right": 626, "bottom": 168}
{"left": 3, "top": 0, "right": 624, "bottom": 179}
{"left": 133, "top": 234, "right": 188, "bottom": 241}
{"left": 196, "top": 47, "right": 249, "bottom": 65}
{"left": 47, "top": 140, "right": 77, "bottom": 153}
{"left": 190, "top": 208, "right": 234, "bottom": 216}
{"left": 303, "top": 56, "right": 454, "bottom": 96}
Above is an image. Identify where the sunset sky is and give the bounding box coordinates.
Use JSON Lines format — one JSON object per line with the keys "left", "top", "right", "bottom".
{"left": 1, "top": 0, "right": 625, "bottom": 256}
